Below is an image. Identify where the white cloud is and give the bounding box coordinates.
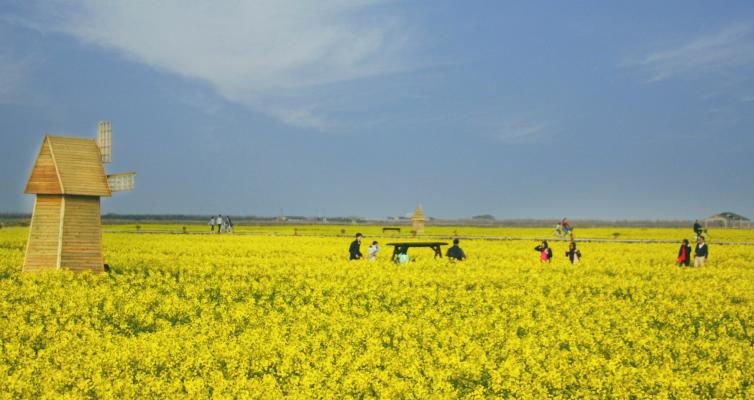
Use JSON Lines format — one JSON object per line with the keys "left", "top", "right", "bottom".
{"left": 625, "top": 24, "right": 754, "bottom": 82}
{"left": 15, "top": 0, "right": 416, "bottom": 130}
{"left": 488, "top": 119, "right": 547, "bottom": 144}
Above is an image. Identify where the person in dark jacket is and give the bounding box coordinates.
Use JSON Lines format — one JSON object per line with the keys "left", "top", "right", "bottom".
{"left": 535, "top": 241, "right": 553, "bottom": 263}
{"left": 446, "top": 238, "right": 466, "bottom": 261}
{"left": 565, "top": 241, "right": 581, "bottom": 264}
{"left": 677, "top": 239, "right": 691, "bottom": 267}
{"left": 349, "top": 233, "right": 364, "bottom": 260}
{"left": 694, "top": 237, "right": 708, "bottom": 267}
{"left": 693, "top": 220, "right": 703, "bottom": 238}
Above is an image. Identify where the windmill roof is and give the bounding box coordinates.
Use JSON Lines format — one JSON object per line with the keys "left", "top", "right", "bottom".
{"left": 25, "top": 135, "right": 111, "bottom": 197}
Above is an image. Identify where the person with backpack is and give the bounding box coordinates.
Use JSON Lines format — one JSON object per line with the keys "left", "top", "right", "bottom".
{"left": 677, "top": 239, "right": 692, "bottom": 267}
{"left": 535, "top": 240, "right": 553, "bottom": 263}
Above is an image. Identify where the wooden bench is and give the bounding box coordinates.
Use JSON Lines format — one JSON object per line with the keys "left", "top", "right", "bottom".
{"left": 386, "top": 242, "right": 448, "bottom": 261}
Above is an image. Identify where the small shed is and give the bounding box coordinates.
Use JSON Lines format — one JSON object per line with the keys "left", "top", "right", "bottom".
{"left": 703, "top": 212, "right": 751, "bottom": 229}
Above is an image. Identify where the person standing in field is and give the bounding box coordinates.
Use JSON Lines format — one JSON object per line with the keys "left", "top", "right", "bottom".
{"left": 209, "top": 216, "right": 216, "bottom": 233}
{"left": 693, "top": 220, "right": 703, "bottom": 238}
{"left": 216, "top": 215, "right": 224, "bottom": 234}
{"left": 367, "top": 241, "right": 380, "bottom": 260}
{"left": 349, "top": 233, "right": 364, "bottom": 260}
{"left": 224, "top": 215, "right": 233, "bottom": 233}
{"left": 694, "top": 237, "right": 708, "bottom": 267}
{"left": 677, "top": 239, "right": 692, "bottom": 267}
{"left": 565, "top": 241, "right": 581, "bottom": 264}
{"left": 535, "top": 240, "right": 553, "bottom": 263}
{"left": 446, "top": 238, "right": 466, "bottom": 261}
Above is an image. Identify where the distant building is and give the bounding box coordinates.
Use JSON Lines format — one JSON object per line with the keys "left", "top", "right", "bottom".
{"left": 412, "top": 205, "right": 427, "bottom": 235}
{"left": 703, "top": 212, "right": 751, "bottom": 228}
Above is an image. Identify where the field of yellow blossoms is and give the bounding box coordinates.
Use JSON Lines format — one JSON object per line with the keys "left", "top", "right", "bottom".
{"left": 1, "top": 225, "right": 753, "bottom": 398}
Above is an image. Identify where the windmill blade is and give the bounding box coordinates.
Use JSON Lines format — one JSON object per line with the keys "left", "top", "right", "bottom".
{"left": 107, "top": 172, "right": 135, "bottom": 192}
{"left": 98, "top": 121, "right": 112, "bottom": 164}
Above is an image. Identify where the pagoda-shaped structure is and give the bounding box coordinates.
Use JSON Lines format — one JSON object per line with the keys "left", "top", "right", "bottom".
{"left": 411, "top": 205, "right": 426, "bottom": 235}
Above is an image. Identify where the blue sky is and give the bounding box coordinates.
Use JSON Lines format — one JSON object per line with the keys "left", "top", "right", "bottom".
{"left": 1, "top": 1, "right": 753, "bottom": 220}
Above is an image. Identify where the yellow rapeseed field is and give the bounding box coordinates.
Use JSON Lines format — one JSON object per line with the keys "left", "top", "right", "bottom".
{"left": 0, "top": 226, "right": 753, "bottom": 398}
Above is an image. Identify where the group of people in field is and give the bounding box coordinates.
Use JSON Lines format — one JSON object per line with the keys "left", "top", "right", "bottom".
{"left": 208, "top": 214, "right": 234, "bottom": 234}
{"left": 348, "top": 233, "right": 467, "bottom": 263}
{"left": 553, "top": 217, "right": 574, "bottom": 239}
{"left": 348, "top": 218, "right": 712, "bottom": 267}
{"left": 535, "top": 217, "right": 581, "bottom": 264}
{"left": 533, "top": 240, "right": 582, "bottom": 264}
{"left": 349, "top": 234, "right": 383, "bottom": 261}
{"left": 677, "top": 222, "right": 709, "bottom": 267}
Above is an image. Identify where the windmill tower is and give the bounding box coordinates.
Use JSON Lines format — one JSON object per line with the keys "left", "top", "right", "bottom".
{"left": 23, "top": 121, "right": 135, "bottom": 273}
{"left": 411, "top": 205, "right": 426, "bottom": 235}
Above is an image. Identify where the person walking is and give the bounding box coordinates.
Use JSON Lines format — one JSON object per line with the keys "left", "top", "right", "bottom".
{"left": 694, "top": 237, "right": 708, "bottom": 267}
{"left": 677, "top": 239, "right": 692, "bottom": 267}
{"left": 446, "top": 238, "right": 466, "bottom": 261}
{"left": 224, "top": 215, "right": 234, "bottom": 233}
{"left": 535, "top": 240, "right": 553, "bottom": 263}
{"left": 216, "top": 215, "right": 224, "bottom": 234}
{"left": 367, "top": 241, "right": 380, "bottom": 260}
{"left": 209, "top": 216, "right": 216, "bottom": 233}
{"left": 565, "top": 241, "right": 581, "bottom": 264}
{"left": 349, "top": 233, "right": 364, "bottom": 260}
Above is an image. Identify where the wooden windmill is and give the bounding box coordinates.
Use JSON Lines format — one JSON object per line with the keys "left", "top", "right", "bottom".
{"left": 411, "top": 205, "right": 426, "bottom": 235}
{"left": 23, "top": 121, "right": 135, "bottom": 273}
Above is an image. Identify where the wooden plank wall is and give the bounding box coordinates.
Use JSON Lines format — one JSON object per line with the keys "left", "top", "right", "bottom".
{"left": 60, "top": 196, "right": 104, "bottom": 273}
{"left": 24, "top": 139, "right": 62, "bottom": 194}
{"left": 23, "top": 195, "right": 63, "bottom": 272}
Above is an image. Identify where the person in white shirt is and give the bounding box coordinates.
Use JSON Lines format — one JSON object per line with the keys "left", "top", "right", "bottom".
{"left": 216, "top": 215, "right": 224, "bottom": 234}
{"left": 367, "top": 241, "right": 380, "bottom": 260}
{"left": 209, "top": 217, "right": 216, "bottom": 233}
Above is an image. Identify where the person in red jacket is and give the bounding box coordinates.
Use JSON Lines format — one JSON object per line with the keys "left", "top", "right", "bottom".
{"left": 677, "top": 239, "right": 691, "bottom": 267}
{"left": 561, "top": 217, "right": 574, "bottom": 239}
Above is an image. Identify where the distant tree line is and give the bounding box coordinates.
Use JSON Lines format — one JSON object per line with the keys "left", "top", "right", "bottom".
{"left": 0, "top": 212, "right": 715, "bottom": 228}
